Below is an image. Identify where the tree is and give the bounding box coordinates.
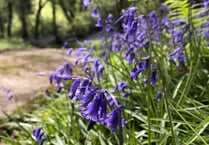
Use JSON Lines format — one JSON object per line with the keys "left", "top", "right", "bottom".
{"left": 51, "top": 0, "right": 60, "bottom": 43}
{"left": 58, "top": 0, "right": 76, "bottom": 23}
{"left": 34, "top": 0, "right": 49, "bottom": 39}
{"left": 0, "top": 0, "right": 6, "bottom": 38}
{"left": 16, "top": 0, "right": 32, "bottom": 39}
{"left": 7, "top": 0, "right": 13, "bottom": 37}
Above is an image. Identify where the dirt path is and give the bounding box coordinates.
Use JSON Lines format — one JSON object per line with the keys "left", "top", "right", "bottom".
{"left": 0, "top": 48, "right": 74, "bottom": 117}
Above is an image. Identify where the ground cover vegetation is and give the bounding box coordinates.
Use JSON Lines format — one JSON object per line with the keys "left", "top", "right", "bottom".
{"left": 1, "top": 0, "right": 209, "bottom": 144}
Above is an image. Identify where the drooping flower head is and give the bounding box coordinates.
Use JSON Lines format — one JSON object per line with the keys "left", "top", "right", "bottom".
{"left": 83, "top": 0, "right": 92, "bottom": 10}
{"left": 3, "top": 87, "right": 14, "bottom": 100}
{"left": 91, "top": 6, "right": 100, "bottom": 18}
{"left": 32, "top": 127, "right": 47, "bottom": 145}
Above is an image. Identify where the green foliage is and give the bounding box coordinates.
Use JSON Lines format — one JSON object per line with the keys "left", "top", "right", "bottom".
{"left": 0, "top": 37, "right": 31, "bottom": 52}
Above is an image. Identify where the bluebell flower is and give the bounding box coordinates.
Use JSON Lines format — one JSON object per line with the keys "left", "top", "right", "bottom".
{"left": 143, "top": 56, "right": 150, "bottom": 71}
{"left": 123, "top": 7, "right": 138, "bottom": 30}
{"left": 123, "top": 47, "right": 135, "bottom": 63}
{"left": 95, "top": 17, "right": 102, "bottom": 27}
{"left": 83, "top": 0, "right": 91, "bottom": 10}
{"left": 156, "top": 92, "right": 162, "bottom": 99}
{"left": 83, "top": 95, "right": 102, "bottom": 121}
{"left": 91, "top": 6, "right": 99, "bottom": 18}
{"left": 32, "top": 127, "right": 47, "bottom": 145}
{"left": 130, "top": 66, "right": 141, "bottom": 80}
{"left": 79, "top": 88, "right": 97, "bottom": 107}
{"left": 3, "top": 88, "right": 14, "bottom": 100}
{"left": 68, "top": 78, "right": 81, "bottom": 99}
{"left": 61, "top": 41, "right": 68, "bottom": 50}
{"left": 66, "top": 48, "right": 73, "bottom": 56}
{"left": 104, "top": 14, "right": 114, "bottom": 32}
{"left": 150, "top": 69, "right": 158, "bottom": 87}
{"left": 169, "top": 47, "right": 186, "bottom": 66}
{"left": 116, "top": 81, "right": 127, "bottom": 92}
{"left": 49, "top": 73, "right": 64, "bottom": 87}
{"left": 105, "top": 13, "right": 114, "bottom": 23}
{"left": 99, "top": 96, "right": 107, "bottom": 121}
{"left": 80, "top": 78, "right": 90, "bottom": 94}
{"left": 106, "top": 108, "right": 125, "bottom": 133}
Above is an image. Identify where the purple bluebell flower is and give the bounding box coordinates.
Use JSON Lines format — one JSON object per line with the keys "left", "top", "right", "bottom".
{"left": 123, "top": 47, "right": 135, "bottom": 63}
{"left": 130, "top": 67, "right": 140, "bottom": 80}
{"left": 80, "top": 89, "right": 97, "bottom": 106}
{"left": 91, "top": 6, "right": 99, "bottom": 18}
{"left": 3, "top": 88, "right": 14, "bottom": 100}
{"left": 169, "top": 47, "right": 186, "bottom": 66}
{"left": 116, "top": 81, "right": 127, "bottom": 92}
{"left": 150, "top": 69, "right": 158, "bottom": 87}
{"left": 122, "top": 92, "right": 131, "bottom": 97}
{"left": 106, "top": 108, "right": 125, "bottom": 133}
{"left": 83, "top": 95, "right": 101, "bottom": 121}
{"left": 99, "top": 96, "right": 107, "bottom": 121}
{"left": 104, "top": 14, "right": 114, "bottom": 32}
{"left": 32, "top": 127, "right": 47, "bottom": 145}
{"left": 61, "top": 42, "right": 68, "bottom": 50}
{"left": 149, "top": 11, "right": 158, "bottom": 29}
{"left": 80, "top": 78, "right": 90, "bottom": 94}
{"left": 83, "top": 0, "right": 91, "bottom": 10}
{"left": 130, "top": 60, "right": 145, "bottom": 80}
{"left": 68, "top": 78, "right": 81, "bottom": 99}
{"left": 66, "top": 48, "right": 73, "bottom": 56}
{"left": 95, "top": 17, "right": 102, "bottom": 27}
{"left": 156, "top": 92, "right": 162, "bottom": 99}
{"left": 143, "top": 56, "right": 150, "bottom": 70}
{"left": 123, "top": 7, "right": 138, "bottom": 30}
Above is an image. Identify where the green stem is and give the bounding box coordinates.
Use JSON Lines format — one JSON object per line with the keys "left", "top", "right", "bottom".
{"left": 164, "top": 93, "right": 177, "bottom": 145}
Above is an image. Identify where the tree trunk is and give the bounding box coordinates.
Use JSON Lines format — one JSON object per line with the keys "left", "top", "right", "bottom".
{"left": 51, "top": 0, "right": 60, "bottom": 43}
{"left": 0, "top": 13, "right": 5, "bottom": 38}
{"left": 7, "top": 0, "right": 13, "bottom": 37}
{"left": 58, "top": 0, "right": 74, "bottom": 23}
{"left": 20, "top": 15, "right": 29, "bottom": 39}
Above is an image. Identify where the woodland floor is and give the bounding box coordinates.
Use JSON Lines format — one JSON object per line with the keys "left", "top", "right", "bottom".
{"left": 0, "top": 48, "right": 74, "bottom": 117}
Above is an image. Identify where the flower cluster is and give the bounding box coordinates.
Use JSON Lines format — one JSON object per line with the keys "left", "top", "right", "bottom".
{"left": 47, "top": 0, "right": 209, "bottom": 143}
{"left": 49, "top": 43, "right": 125, "bottom": 133}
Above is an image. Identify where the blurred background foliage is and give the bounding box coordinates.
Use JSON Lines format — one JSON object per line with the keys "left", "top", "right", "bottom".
{"left": 0, "top": 0, "right": 126, "bottom": 49}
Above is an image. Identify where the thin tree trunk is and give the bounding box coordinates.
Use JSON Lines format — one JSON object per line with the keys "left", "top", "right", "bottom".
{"left": 0, "top": 13, "right": 5, "bottom": 38}
{"left": 20, "top": 15, "right": 29, "bottom": 39}
{"left": 51, "top": 0, "right": 60, "bottom": 43}
{"left": 34, "top": 0, "right": 44, "bottom": 39}
{"left": 58, "top": 0, "right": 74, "bottom": 23}
{"left": 7, "top": 0, "right": 13, "bottom": 37}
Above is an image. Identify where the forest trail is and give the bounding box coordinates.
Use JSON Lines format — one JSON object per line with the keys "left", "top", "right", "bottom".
{"left": 0, "top": 48, "right": 74, "bottom": 117}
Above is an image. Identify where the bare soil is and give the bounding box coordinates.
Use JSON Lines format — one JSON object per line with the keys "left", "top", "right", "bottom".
{"left": 0, "top": 48, "right": 74, "bottom": 117}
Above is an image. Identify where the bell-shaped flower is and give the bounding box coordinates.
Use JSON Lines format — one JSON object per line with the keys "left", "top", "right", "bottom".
{"left": 83, "top": 0, "right": 91, "bottom": 10}
{"left": 68, "top": 78, "right": 81, "bottom": 99}
{"left": 91, "top": 6, "right": 99, "bottom": 18}
{"left": 95, "top": 17, "right": 102, "bottom": 27}
{"left": 83, "top": 95, "right": 101, "bottom": 121}
{"left": 32, "top": 127, "right": 47, "bottom": 145}
{"left": 106, "top": 108, "right": 125, "bottom": 133}
{"left": 150, "top": 69, "right": 158, "bottom": 87}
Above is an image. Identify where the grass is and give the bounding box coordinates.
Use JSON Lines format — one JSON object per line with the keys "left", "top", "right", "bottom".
{"left": 0, "top": 38, "right": 32, "bottom": 52}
